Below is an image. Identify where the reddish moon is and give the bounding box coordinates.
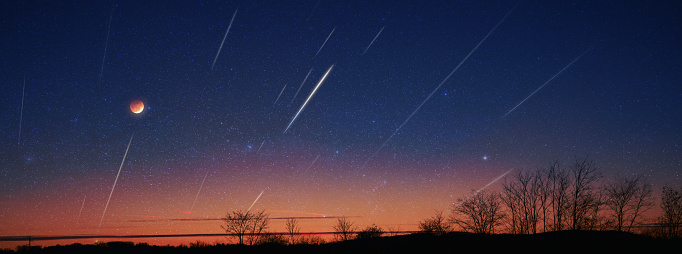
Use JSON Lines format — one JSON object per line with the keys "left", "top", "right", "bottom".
{"left": 130, "top": 100, "right": 144, "bottom": 114}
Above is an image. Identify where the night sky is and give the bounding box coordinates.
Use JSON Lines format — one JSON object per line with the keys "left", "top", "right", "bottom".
{"left": 1, "top": 0, "right": 681, "bottom": 247}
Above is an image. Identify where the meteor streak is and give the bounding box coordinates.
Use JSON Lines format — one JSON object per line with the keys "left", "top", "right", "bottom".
{"left": 314, "top": 27, "right": 335, "bottom": 58}
{"left": 306, "top": 155, "right": 320, "bottom": 172}
{"left": 306, "top": 0, "right": 321, "bottom": 21}
{"left": 76, "top": 195, "right": 86, "bottom": 225}
{"left": 363, "top": 3, "right": 519, "bottom": 166}
{"left": 303, "top": 155, "right": 320, "bottom": 185}
{"left": 273, "top": 84, "right": 287, "bottom": 106}
{"left": 457, "top": 169, "right": 512, "bottom": 205}
{"left": 291, "top": 68, "right": 313, "bottom": 104}
{"left": 98, "top": 5, "right": 116, "bottom": 86}
{"left": 99, "top": 133, "right": 134, "bottom": 230}
{"left": 472, "top": 169, "right": 511, "bottom": 196}
{"left": 211, "top": 8, "right": 238, "bottom": 70}
{"left": 362, "top": 26, "right": 385, "bottom": 55}
{"left": 283, "top": 65, "right": 334, "bottom": 134}
{"left": 18, "top": 76, "right": 25, "bottom": 145}
{"left": 502, "top": 47, "right": 592, "bottom": 118}
{"left": 256, "top": 140, "right": 265, "bottom": 154}
{"left": 247, "top": 190, "right": 264, "bottom": 213}
{"left": 190, "top": 170, "right": 209, "bottom": 212}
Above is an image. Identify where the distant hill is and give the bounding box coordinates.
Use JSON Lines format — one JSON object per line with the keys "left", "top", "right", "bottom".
{"left": 3, "top": 231, "right": 680, "bottom": 254}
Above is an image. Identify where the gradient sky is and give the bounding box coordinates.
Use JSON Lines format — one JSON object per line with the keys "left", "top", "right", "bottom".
{"left": 1, "top": 0, "right": 681, "bottom": 248}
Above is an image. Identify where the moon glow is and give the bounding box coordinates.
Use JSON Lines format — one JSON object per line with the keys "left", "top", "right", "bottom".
{"left": 130, "top": 100, "right": 144, "bottom": 114}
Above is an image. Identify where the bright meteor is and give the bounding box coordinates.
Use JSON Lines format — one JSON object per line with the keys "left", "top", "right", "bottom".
{"left": 247, "top": 190, "right": 264, "bottom": 213}
{"left": 99, "top": 133, "right": 134, "bottom": 230}
{"left": 211, "top": 8, "right": 238, "bottom": 70}
{"left": 283, "top": 65, "right": 334, "bottom": 134}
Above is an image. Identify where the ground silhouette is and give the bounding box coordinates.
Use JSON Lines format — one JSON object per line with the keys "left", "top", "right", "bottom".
{"left": 2, "top": 231, "right": 679, "bottom": 254}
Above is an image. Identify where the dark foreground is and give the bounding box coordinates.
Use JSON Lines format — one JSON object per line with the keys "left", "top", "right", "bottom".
{"left": 4, "top": 231, "right": 680, "bottom": 254}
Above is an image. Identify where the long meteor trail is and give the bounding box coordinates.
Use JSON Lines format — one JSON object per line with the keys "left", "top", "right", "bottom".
{"left": 99, "top": 133, "right": 134, "bottom": 230}
{"left": 76, "top": 195, "right": 86, "bottom": 225}
{"left": 247, "top": 190, "right": 264, "bottom": 213}
{"left": 256, "top": 140, "right": 265, "bottom": 154}
{"left": 362, "top": 26, "right": 385, "bottom": 55}
{"left": 302, "top": 155, "right": 320, "bottom": 185}
{"left": 190, "top": 170, "right": 210, "bottom": 212}
{"left": 211, "top": 8, "right": 238, "bottom": 70}
{"left": 314, "top": 27, "right": 336, "bottom": 58}
{"left": 502, "top": 47, "right": 592, "bottom": 118}
{"left": 98, "top": 5, "right": 116, "bottom": 86}
{"left": 305, "top": 155, "right": 320, "bottom": 172}
{"left": 18, "top": 77, "right": 25, "bottom": 145}
{"left": 283, "top": 65, "right": 334, "bottom": 134}
{"left": 363, "top": 3, "right": 519, "bottom": 167}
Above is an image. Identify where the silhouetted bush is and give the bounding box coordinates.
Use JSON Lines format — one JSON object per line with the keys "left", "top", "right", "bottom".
{"left": 105, "top": 241, "right": 135, "bottom": 248}
{"left": 257, "top": 234, "right": 288, "bottom": 246}
{"left": 297, "top": 235, "right": 327, "bottom": 245}
{"left": 188, "top": 241, "right": 211, "bottom": 248}
{"left": 356, "top": 224, "right": 384, "bottom": 239}
{"left": 419, "top": 211, "right": 452, "bottom": 235}
{"left": 15, "top": 245, "right": 41, "bottom": 252}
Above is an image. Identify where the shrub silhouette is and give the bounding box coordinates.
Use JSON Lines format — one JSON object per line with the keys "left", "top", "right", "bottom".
{"left": 356, "top": 224, "right": 384, "bottom": 239}
{"left": 419, "top": 210, "right": 451, "bottom": 235}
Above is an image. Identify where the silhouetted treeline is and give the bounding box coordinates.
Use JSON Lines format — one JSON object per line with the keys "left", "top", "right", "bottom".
{"left": 442, "top": 156, "right": 682, "bottom": 238}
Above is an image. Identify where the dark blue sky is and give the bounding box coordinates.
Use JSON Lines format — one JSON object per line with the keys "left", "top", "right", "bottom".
{"left": 0, "top": 0, "right": 681, "bottom": 241}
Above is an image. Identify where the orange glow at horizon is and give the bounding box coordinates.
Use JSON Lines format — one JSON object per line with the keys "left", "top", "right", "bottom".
{"left": 0, "top": 149, "right": 665, "bottom": 249}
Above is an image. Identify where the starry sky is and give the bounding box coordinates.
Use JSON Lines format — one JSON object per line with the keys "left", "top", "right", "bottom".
{"left": 1, "top": 0, "right": 681, "bottom": 247}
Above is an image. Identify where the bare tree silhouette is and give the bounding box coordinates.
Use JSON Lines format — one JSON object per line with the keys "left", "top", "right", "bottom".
{"left": 547, "top": 161, "right": 570, "bottom": 231}
{"left": 333, "top": 217, "right": 357, "bottom": 241}
{"left": 285, "top": 218, "right": 300, "bottom": 245}
{"left": 503, "top": 163, "right": 580, "bottom": 233}
{"left": 419, "top": 210, "right": 452, "bottom": 235}
{"left": 220, "top": 210, "right": 269, "bottom": 245}
{"left": 604, "top": 174, "right": 654, "bottom": 232}
{"left": 502, "top": 169, "right": 545, "bottom": 234}
{"left": 568, "top": 157, "right": 602, "bottom": 230}
{"left": 450, "top": 190, "right": 505, "bottom": 234}
{"left": 658, "top": 186, "right": 682, "bottom": 238}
